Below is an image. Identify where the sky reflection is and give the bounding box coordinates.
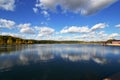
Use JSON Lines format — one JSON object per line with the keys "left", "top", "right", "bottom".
{"left": 0, "top": 44, "right": 120, "bottom": 71}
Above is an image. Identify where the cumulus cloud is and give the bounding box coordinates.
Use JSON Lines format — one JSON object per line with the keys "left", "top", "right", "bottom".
{"left": 108, "top": 33, "right": 119, "bottom": 39}
{"left": 98, "top": 31, "right": 107, "bottom": 38}
{"left": 20, "top": 28, "right": 35, "bottom": 34}
{"left": 35, "top": 27, "right": 55, "bottom": 37}
{"left": 80, "top": 34, "right": 88, "bottom": 39}
{"left": 1, "top": 32, "right": 25, "bottom": 38}
{"left": 81, "top": 0, "right": 117, "bottom": 15}
{"left": 0, "top": 18, "right": 15, "bottom": 29}
{"left": 33, "top": 8, "right": 38, "bottom": 13}
{"left": 34, "top": 0, "right": 117, "bottom": 15}
{"left": 60, "top": 26, "right": 90, "bottom": 34}
{"left": 41, "top": 10, "right": 50, "bottom": 17}
{"left": 60, "top": 23, "right": 107, "bottom": 34}
{"left": 115, "top": 24, "right": 120, "bottom": 28}
{"left": 0, "top": 0, "right": 15, "bottom": 11}
{"left": 18, "top": 23, "right": 35, "bottom": 34}
{"left": 90, "top": 23, "right": 107, "bottom": 31}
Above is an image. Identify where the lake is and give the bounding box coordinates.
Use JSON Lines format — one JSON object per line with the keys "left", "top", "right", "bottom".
{"left": 0, "top": 44, "right": 120, "bottom": 80}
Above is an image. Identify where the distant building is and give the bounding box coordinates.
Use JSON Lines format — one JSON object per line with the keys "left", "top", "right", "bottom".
{"left": 103, "top": 40, "right": 120, "bottom": 46}
{"left": 112, "top": 40, "right": 120, "bottom": 44}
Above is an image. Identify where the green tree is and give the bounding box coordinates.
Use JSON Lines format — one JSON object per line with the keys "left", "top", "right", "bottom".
{"left": 16, "top": 39, "right": 22, "bottom": 44}
{"left": 7, "top": 37, "right": 13, "bottom": 44}
{"left": 0, "top": 37, "right": 4, "bottom": 44}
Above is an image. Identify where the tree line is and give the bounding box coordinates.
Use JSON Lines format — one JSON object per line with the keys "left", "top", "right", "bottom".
{"left": 0, "top": 35, "right": 104, "bottom": 45}
{"left": 0, "top": 35, "right": 33, "bottom": 44}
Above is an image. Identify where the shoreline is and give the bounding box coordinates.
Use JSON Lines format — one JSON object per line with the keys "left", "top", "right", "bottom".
{"left": 105, "top": 44, "right": 120, "bottom": 46}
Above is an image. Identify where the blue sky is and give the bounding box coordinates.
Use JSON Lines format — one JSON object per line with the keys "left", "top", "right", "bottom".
{"left": 0, "top": 0, "right": 120, "bottom": 41}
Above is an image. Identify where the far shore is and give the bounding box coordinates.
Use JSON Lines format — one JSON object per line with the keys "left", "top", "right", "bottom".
{"left": 105, "top": 44, "right": 120, "bottom": 46}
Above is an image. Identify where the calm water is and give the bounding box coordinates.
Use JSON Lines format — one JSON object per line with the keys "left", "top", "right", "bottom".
{"left": 0, "top": 44, "right": 120, "bottom": 80}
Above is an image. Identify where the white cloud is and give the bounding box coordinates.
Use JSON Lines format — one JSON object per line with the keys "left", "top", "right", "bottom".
{"left": 0, "top": 18, "right": 15, "bottom": 29}
{"left": 35, "top": 27, "right": 55, "bottom": 37}
{"left": 81, "top": 0, "right": 117, "bottom": 15}
{"left": 0, "top": 18, "right": 119, "bottom": 41}
{"left": 91, "top": 23, "right": 107, "bottom": 31}
{"left": 60, "top": 26, "right": 90, "bottom": 34}
{"left": 0, "top": 0, "right": 15, "bottom": 11}
{"left": 18, "top": 23, "right": 35, "bottom": 34}
{"left": 98, "top": 31, "right": 105, "bottom": 35}
{"left": 92, "top": 57, "right": 106, "bottom": 64}
{"left": 41, "top": 21, "right": 48, "bottom": 25}
{"left": 80, "top": 34, "right": 88, "bottom": 39}
{"left": 41, "top": 10, "right": 50, "bottom": 17}
{"left": 34, "top": 0, "right": 117, "bottom": 15}
{"left": 62, "top": 31, "right": 111, "bottom": 41}
{"left": 20, "top": 28, "right": 35, "bottom": 34}
{"left": 60, "top": 23, "right": 107, "bottom": 34}
{"left": 18, "top": 23, "right": 30, "bottom": 28}
{"left": 1, "top": 32, "right": 25, "bottom": 38}
{"left": 108, "top": 33, "right": 119, "bottom": 39}
{"left": 33, "top": 7, "right": 38, "bottom": 13}
{"left": 115, "top": 24, "right": 120, "bottom": 28}
{"left": 33, "top": 0, "right": 50, "bottom": 19}
{"left": 98, "top": 31, "right": 107, "bottom": 38}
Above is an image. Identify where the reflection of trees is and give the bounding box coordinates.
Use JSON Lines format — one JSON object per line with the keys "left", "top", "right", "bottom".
{"left": 0, "top": 45, "right": 27, "bottom": 54}
{"left": 0, "top": 37, "right": 4, "bottom": 44}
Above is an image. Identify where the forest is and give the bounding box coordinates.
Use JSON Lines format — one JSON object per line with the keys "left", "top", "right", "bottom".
{"left": 0, "top": 35, "right": 104, "bottom": 45}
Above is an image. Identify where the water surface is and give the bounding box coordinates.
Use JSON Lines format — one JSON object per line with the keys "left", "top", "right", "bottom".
{"left": 0, "top": 44, "right": 120, "bottom": 80}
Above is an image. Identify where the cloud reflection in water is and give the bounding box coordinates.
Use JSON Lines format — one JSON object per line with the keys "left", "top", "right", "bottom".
{"left": 0, "top": 44, "right": 120, "bottom": 71}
